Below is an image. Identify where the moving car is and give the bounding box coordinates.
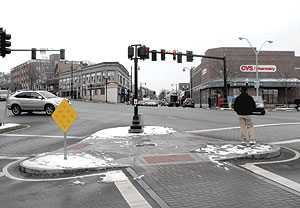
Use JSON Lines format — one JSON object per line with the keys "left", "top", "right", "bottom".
{"left": 183, "top": 98, "right": 195, "bottom": 108}
{"left": 252, "top": 96, "right": 266, "bottom": 115}
{"left": 7, "top": 90, "right": 71, "bottom": 115}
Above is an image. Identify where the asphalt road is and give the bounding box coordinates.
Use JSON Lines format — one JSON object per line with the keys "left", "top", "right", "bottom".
{"left": 0, "top": 100, "right": 300, "bottom": 207}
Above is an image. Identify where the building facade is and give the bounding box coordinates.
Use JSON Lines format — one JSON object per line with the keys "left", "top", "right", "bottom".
{"left": 191, "top": 47, "right": 300, "bottom": 107}
{"left": 59, "top": 62, "right": 131, "bottom": 103}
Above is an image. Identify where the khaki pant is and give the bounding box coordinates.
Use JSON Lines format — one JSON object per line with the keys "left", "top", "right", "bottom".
{"left": 238, "top": 115, "right": 255, "bottom": 141}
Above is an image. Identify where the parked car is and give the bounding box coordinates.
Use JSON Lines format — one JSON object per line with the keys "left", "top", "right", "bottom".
{"left": 145, "top": 100, "right": 158, "bottom": 107}
{"left": 183, "top": 98, "right": 195, "bottom": 108}
{"left": 252, "top": 96, "right": 266, "bottom": 115}
{"left": 7, "top": 90, "right": 71, "bottom": 116}
{"left": 294, "top": 99, "right": 300, "bottom": 111}
{"left": 0, "top": 90, "right": 10, "bottom": 101}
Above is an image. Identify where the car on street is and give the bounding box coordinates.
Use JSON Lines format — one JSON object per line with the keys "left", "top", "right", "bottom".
{"left": 0, "top": 90, "right": 10, "bottom": 101}
{"left": 183, "top": 98, "right": 195, "bottom": 108}
{"left": 252, "top": 96, "right": 266, "bottom": 115}
{"left": 145, "top": 100, "right": 158, "bottom": 107}
{"left": 7, "top": 90, "right": 70, "bottom": 115}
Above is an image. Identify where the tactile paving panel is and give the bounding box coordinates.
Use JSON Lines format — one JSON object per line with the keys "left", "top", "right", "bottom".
{"left": 144, "top": 154, "right": 195, "bottom": 164}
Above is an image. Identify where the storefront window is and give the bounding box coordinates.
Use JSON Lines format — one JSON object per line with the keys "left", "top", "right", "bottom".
{"left": 263, "top": 89, "right": 278, "bottom": 104}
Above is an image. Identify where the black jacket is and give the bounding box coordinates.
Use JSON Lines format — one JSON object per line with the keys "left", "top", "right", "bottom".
{"left": 234, "top": 92, "right": 256, "bottom": 115}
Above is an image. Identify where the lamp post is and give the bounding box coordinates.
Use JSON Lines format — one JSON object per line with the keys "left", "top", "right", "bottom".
{"left": 183, "top": 67, "right": 194, "bottom": 98}
{"left": 171, "top": 83, "right": 177, "bottom": 94}
{"left": 104, "top": 76, "right": 108, "bottom": 102}
{"left": 140, "top": 82, "right": 146, "bottom": 100}
{"left": 239, "top": 37, "right": 273, "bottom": 96}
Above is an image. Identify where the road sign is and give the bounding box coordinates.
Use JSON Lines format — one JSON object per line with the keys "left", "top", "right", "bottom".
{"left": 52, "top": 99, "right": 78, "bottom": 133}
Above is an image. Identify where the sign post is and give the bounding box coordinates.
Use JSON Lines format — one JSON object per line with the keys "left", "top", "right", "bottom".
{"left": 52, "top": 99, "right": 78, "bottom": 160}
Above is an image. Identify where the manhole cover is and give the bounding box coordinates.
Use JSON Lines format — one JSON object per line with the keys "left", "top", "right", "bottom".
{"left": 143, "top": 154, "right": 195, "bottom": 164}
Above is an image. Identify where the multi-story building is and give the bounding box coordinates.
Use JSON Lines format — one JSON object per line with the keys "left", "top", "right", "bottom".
{"left": 10, "top": 54, "right": 65, "bottom": 93}
{"left": 0, "top": 72, "right": 10, "bottom": 89}
{"left": 191, "top": 47, "right": 300, "bottom": 107}
{"left": 58, "top": 62, "right": 131, "bottom": 103}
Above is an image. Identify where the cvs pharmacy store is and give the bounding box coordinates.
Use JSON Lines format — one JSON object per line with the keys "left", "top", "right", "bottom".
{"left": 192, "top": 47, "right": 300, "bottom": 107}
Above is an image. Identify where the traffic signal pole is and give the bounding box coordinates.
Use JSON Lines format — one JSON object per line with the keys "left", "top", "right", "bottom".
{"left": 151, "top": 50, "right": 228, "bottom": 107}
{"left": 128, "top": 44, "right": 144, "bottom": 133}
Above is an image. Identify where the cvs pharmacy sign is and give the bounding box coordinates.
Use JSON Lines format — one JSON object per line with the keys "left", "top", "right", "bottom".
{"left": 240, "top": 65, "right": 276, "bottom": 72}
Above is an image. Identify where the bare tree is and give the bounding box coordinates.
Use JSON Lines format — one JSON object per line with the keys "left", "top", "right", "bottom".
{"left": 27, "top": 62, "right": 38, "bottom": 90}
{"left": 276, "top": 66, "right": 300, "bottom": 106}
{"left": 158, "top": 89, "right": 168, "bottom": 100}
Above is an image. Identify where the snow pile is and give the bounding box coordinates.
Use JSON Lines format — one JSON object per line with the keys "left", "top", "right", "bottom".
{"left": 194, "top": 143, "right": 273, "bottom": 156}
{"left": 87, "top": 126, "right": 176, "bottom": 140}
{"left": 99, "top": 170, "right": 128, "bottom": 182}
{"left": 0, "top": 123, "right": 19, "bottom": 129}
{"left": 22, "top": 153, "right": 116, "bottom": 170}
{"left": 194, "top": 143, "right": 274, "bottom": 170}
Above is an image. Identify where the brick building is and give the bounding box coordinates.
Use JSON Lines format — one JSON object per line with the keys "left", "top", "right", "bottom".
{"left": 59, "top": 62, "right": 131, "bottom": 103}
{"left": 191, "top": 47, "right": 300, "bottom": 107}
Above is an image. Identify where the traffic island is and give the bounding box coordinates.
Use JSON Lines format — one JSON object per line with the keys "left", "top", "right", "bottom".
{"left": 192, "top": 143, "right": 281, "bottom": 161}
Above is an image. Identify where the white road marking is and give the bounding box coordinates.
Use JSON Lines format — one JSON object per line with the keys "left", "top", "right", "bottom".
{"left": 241, "top": 147, "right": 300, "bottom": 193}
{"left": 0, "top": 134, "right": 83, "bottom": 139}
{"left": 0, "top": 172, "right": 4, "bottom": 177}
{"left": 186, "top": 122, "right": 300, "bottom": 133}
{"left": 270, "top": 139, "right": 300, "bottom": 145}
{"left": 115, "top": 179, "right": 152, "bottom": 208}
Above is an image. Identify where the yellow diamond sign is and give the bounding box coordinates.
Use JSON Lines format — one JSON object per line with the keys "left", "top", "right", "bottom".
{"left": 52, "top": 99, "right": 78, "bottom": 133}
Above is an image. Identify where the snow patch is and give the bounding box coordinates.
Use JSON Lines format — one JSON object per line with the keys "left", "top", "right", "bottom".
{"left": 22, "top": 153, "right": 116, "bottom": 170}
{"left": 0, "top": 123, "right": 19, "bottom": 129}
{"left": 99, "top": 170, "right": 128, "bottom": 182}
{"left": 86, "top": 126, "right": 175, "bottom": 140}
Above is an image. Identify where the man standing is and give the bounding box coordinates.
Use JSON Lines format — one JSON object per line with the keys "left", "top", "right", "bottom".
{"left": 234, "top": 86, "right": 256, "bottom": 144}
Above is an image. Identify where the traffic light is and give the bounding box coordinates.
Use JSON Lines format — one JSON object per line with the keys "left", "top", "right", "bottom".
{"left": 145, "top": 47, "right": 150, "bottom": 59}
{"left": 0, "top": 28, "right": 11, "bottom": 58}
{"left": 31, "top": 48, "right": 36, "bottom": 59}
{"left": 138, "top": 45, "right": 149, "bottom": 60}
{"left": 172, "top": 50, "right": 176, "bottom": 61}
{"left": 187, "top": 50, "right": 193, "bottom": 62}
{"left": 177, "top": 52, "right": 182, "bottom": 63}
{"left": 152, "top": 50, "right": 157, "bottom": 61}
{"left": 60, "top": 49, "right": 65, "bottom": 60}
{"left": 161, "top": 49, "right": 166, "bottom": 61}
{"left": 128, "top": 46, "right": 134, "bottom": 59}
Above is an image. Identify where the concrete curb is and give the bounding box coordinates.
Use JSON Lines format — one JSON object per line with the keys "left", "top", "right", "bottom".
{"left": 19, "top": 161, "right": 129, "bottom": 175}
{"left": 19, "top": 144, "right": 281, "bottom": 176}
{"left": 219, "top": 144, "right": 281, "bottom": 161}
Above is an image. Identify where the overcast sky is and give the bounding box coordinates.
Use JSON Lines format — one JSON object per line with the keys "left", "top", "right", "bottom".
{"left": 2, "top": 0, "right": 300, "bottom": 93}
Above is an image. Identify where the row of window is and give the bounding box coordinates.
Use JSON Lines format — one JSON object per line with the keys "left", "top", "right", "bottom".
{"left": 59, "top": 71, "right": 130, "bottom": 89}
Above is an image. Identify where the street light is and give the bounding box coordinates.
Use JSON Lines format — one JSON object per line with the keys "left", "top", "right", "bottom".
{"left": 239, "top": 37, "right": 273, "bottom": 96}
{"left": 104, "top": 76, "right": 108, "bottom": 102}
{"left": 171, "top": 83, "right": 177, "bottom": 95}
{"left": 140, "top": 82, "right": 146, "bottom": 100}
{"left": 183, "top": 67, "right": 194, "bottom": 98}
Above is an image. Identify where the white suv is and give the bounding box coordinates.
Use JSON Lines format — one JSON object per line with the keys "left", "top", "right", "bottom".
{"left": 7, "top": 90, "right": 71, "bottom": 116}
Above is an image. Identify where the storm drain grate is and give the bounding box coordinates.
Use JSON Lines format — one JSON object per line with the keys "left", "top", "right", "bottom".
{"left": 144, "top": 154, "right": 195, "bottom": 164}
{"left": 67, "top": 143, "right": 91, "bottom": 150}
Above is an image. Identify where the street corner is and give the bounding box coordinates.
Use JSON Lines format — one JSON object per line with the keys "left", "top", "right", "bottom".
{"left": 0, "top": 123, "right": 28, "bottom": 134}
{"left": 191, "top": 142, "right": 281, "bottom": 161}
{"left": 19, "top": 151, "right": 128, "bottom": 176}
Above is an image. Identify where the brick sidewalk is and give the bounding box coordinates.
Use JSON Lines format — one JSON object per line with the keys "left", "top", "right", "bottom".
{"left": 133, "top": 162, "right": 300, "bottom": 208}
